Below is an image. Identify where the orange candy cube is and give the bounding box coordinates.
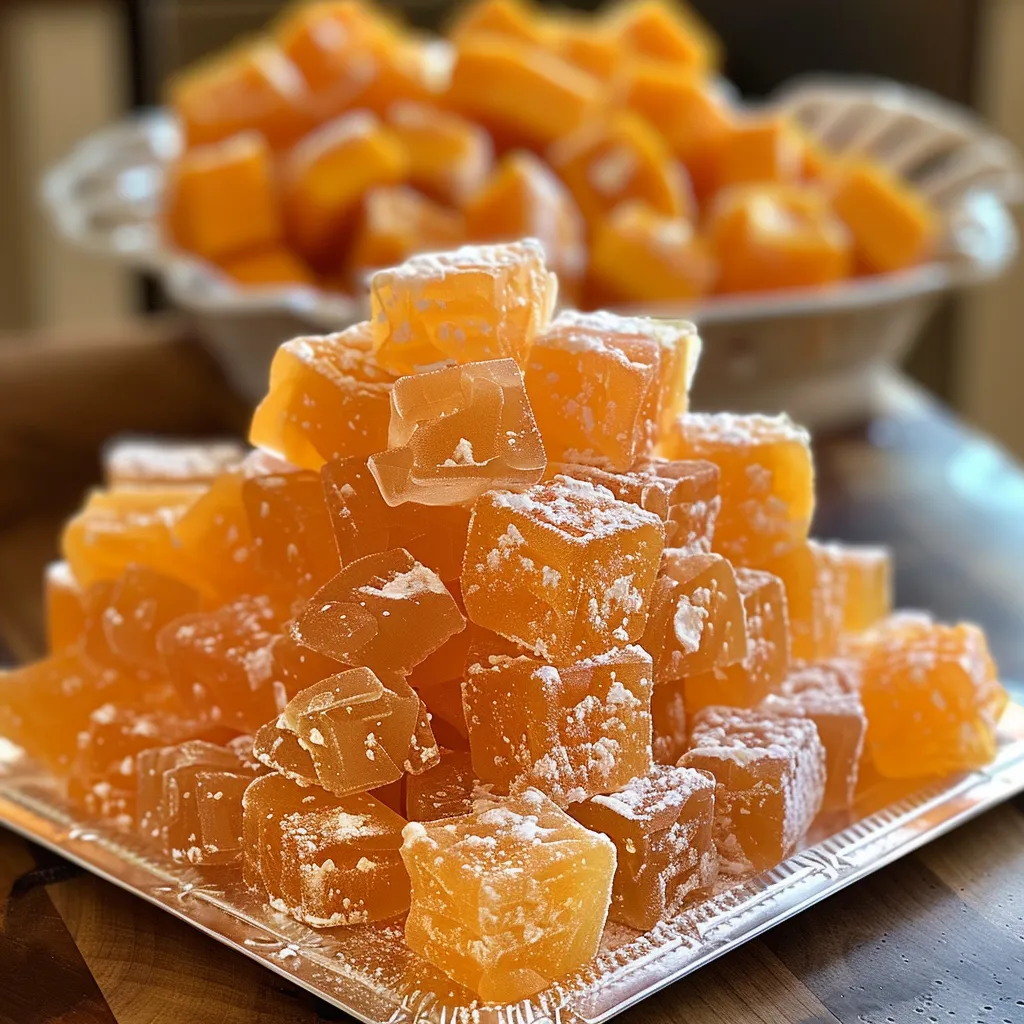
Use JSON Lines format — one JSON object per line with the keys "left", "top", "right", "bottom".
{"left": 45, "top": 562, "right": 86, "bottom": 654}
{"left": 404, "top": 748, "right": 477, "bottom": 821}
{"left": 294, "top": 548, "right": 466, "bottom": 672}
{"left": 462, "top": 478, "right": 665, "bottom": 664}
{"left": 651, "top": 677, "right": 688, "bottom": 764}
{"left": 831, "top": 160, "right": 938, "bottom": 274}
{"left": 369, "top": 358, "right": 547, "bottom": 507}
{"left": 839, "top": 545, "right": 892, "bottom": 632}
{"left": 606, "top": 0, "right": 718, "bottom": 73}
{"left": 712, "top": 116, "right": 804, "bottom": 192}
{"left": 661, "top": 412, "right": 815, "bottom": 567}
{"left": 548, "top": 17, "right": 621, "bottom": 79}
{"left": 463, "top": 644, "right": 654, "bottom": 805}
{"left": 708, "top": 184, "right": 852, "bottom": 293}
{"left": 681, "top": 706, "right": 826, "bottom": 875}
{"left": 640, "top": 550, "right": 748, "bottom": 681}
{"left": 859, "top": 617, "right": 1008, "bottom": 778}
{"left": 401, "top": 788, "right": 616, "bottom": 1003}
{"left": 219, "top": 246, "right": 315, "bottom": 287}
{"left": 448, "top": 0, "right": 549, "bottom": 46}
{"left": 104, "top": 439, "right": 245, "bottom": 490}
{"left": 282, "top": 111, "right": 407, "bottom": 264}
{"left": 569, "top": 765, "right": 717, "bottom": 930}
{"left": 370, "top": 240, "right": 556, "bottom": 375}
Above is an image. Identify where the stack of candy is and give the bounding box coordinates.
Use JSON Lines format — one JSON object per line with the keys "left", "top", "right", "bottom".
{"left": 0, "top": 238, "right": 1008, "bottom": 1005}
{"left": 163, "top": 0, "right": 939, "bottom": 308}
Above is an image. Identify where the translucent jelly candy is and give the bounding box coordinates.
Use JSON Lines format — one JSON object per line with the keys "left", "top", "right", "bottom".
{"left": 463, "top": 645, "right": 653, "bottom": 805}
{"left": 401, "top": 787, "right": 616, "bottom": 1003}
{"left": 859, "top": 618, "right": 1008, "bottom": 778}
{"left": 405, "top": 749, "right": 477, "bottom": 821}
{"left": 832, "top": 159, "right": 938, "bottom": 274}
{"left": 103, "top": 439, "right": 245, "bottom": 489}
{"left": 651, "top": 677, "right": 688, "bottom": 764}
{"left": 446, "top": 34, "right": 601, "bottom": 152}
{"left": 268, "top": 629, "right": 343, "bottom": 699}
{"left": 136, "top": 739, "right": 256, "bottom": 865}
{"left": 462, "top": 478, "right": 665, "bottom": 664}
{"left": 220, "top": 246, "right": 315, "bottom": 287}
{"left": 758, "top": 540, "right": 845, "bottom": 662}
{"left": 249, "top": 324, "right": 396, "bottom": 471}
{"left": 838, "top": 545, "right": 892, "bottom": 633}
{"left": 548, "top": 111, "right": 690, "bottom": 229}
{"left": 157, "top": 595, "right": 281, "bottom": 732}
{"left": 763, "top": 660, "right": 866, "bottom": 813}
{"left": 587, "top": 203, "right": 716, "bottom": 306}
{"left": 252, "top": 719, "right": 317, "bottom": 786}
{"left": 711, "top": 116, "right": 804, "bottom": 192}
{"left": 681, "top": 706, "right": 825, "bottom": 875}
{"left": 550, "top": 456, "right": 719, "bottom": 552}
{"left": 639, "top": 551, "right": 748, "bottom": 682}
{"left": 682, "top": 568, "right": 790, "bottom": 715}
{"left": 370, "top": 240, "right": 557, "bottom": 375}
{"left": 282, "top": 111, "right": 407, "bottom": 264}
{"left": 322, "top": 456, "right": 469, "bottom": 581}
{"left": 607, "top": 0, "right": 718, "bottom": 73}
{"left": 243, "top": 774, "right": 409, "bottom": 927}
{"left": 463, "top": 151, "right": 585, "bottom": 303}
{"left": 295, "top": 549, "right": 465, "bottom": 672}
{"left": 242, "top": 467, "right": 340, "bottom": 602}
{"left": 275, "top": 667, "right": 438, "bottom": 796}
{"left": 417, "top": 678, "right": 470, "bottom": 750}
{"left": 569, "top": 765, "right": 717, "bottom": 930}
{"left": 368, "top": 358, "right": 547, "bottom": 507}
{"left": 661, "top": 413, "right": 815, "bottom": 567}
{"left": 524, "top": 310, "right": 662, "bottom": 471}
{"left": 166, "top": 133, "right": 282, "bottom": 263}
{"left": 708, "top": 184, "right": 852, "bottom": 294}
{"left": 45, "top": 562, "right": 86, "bottom": 653}
{"left": 448, "top": 0, "right": 548, "bottom": 46}
{"left": 548, "top": 14, "right": 621, "bottom": 78}
{"left": 387, "top": 102, "right": 493, "bottom": 206}
{"left": 347, "top": 186, "right": 465, "bottom": 278}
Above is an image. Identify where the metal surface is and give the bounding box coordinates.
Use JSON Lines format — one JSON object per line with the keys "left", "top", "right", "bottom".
{"left": 2, "top": 703, "right": 1023, "bottom": 1024}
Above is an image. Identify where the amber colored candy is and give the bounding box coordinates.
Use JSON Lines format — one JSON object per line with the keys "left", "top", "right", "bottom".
{"left": 446, "top": 34, "right": 601, "bottom": 152}
{"left": 251, "top": 324, "right": 395, "bottom": 471}
{"left": 462, "top": 151, "right": 586, "bottom": 302}
{"left": 242, "top": 467, "right": 340, "bottom": 601}
{"left": 661, "top": 412, "right": 815, "bottom": 567}
{"left": 168, "top": 42, "right": 311, "bottom": 150}
{"left": 103, "top": 439, "right": 245, "bottom": 490}
{"left": 243, "top": 773, "right": 410, "bottom": 926}
{"left": 763, "top": 659, "right": 866, "bottom": 813}
{"left": 405, "top": 748, "right": 477, "bottom": 821}
{"left": 462, "top": 478, "right": 665, "bottom": 664}
{"left": 549, "top": 111, "right": 690, "bottom": 229}
{"left": 416, "top": 678, "right": 470, "bottom": 750}
{"left": 859, "top": 618, "right": 1007, "bottom": 778}
{"left": 524, "top": 310, "right": 662, "bottom": 471}
{"left": 547, "top": 16, "right": 620, "bottom": 78}
{"left": 294, "top": 548, "right": 466, "bottom": 672}
{"left": 683, "top": 568, "right": 790, "bottom": 715}
{"left": 463, "top": 645, "right": 654, "bottom": 805}
{"left": 387, "top": 102, "right": 493, "bottom": 206}
{"left": 220, "top": 246, "right": 315, "bottom": 287}
{"left": 45, "top": 562, "right": 86, "bottom": 654}
{"left": 348, "top": 186, "right": 465, "bottom": 279}
{"left": 370, "top": 239, "right": 556, "bottom": 375}
{"left": 606, "top": 0, "right": 718, "bottom": 73}
{"left": 587, "top": 203, "right": 716, "bottom": 306}
{"left": 641, "top": 551, "right": 747, "bottom": 682}
{"left": 401, "top": 788, "right": 616, "bottom": 1003}
{"left": 158, "top": 595, "right": 281, "bottom": 732}
{"left": 712, "top": 116, "right": 804, "bottom": 193}
{"left": 281, "top": 111, "right": 407, "bottom": 264}
{"left": 369, "top": 358, "right": 547, "bottom": 507}
{"left": 681, "top": 706, "right": 825, "bottom": 875}
{"left": 252, "top": 719, "right": 317, "bottom": 786}
{"left": 322, "top": 456, "right": 469, "bottom": 581}
{"left": 651, "top": 677, "right": 687, "bottom": 764}
{"left": 570, "top": 765, "right": 717, "bottom": 930}
{"left": 448, "top": 0, "right": 548, "bottom": 46}
{"left": 708, "top": 184, "right": 852, "bottom": 294}
{"left": 839, "top": 545, "right": 892, "bottom": 633}
{"left": 831, "top": 159, "right": 938, "bottom": 274}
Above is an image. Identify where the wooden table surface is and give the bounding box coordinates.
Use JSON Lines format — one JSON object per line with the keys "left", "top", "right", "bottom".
{"left": 0, "top": 324, "right": 1023, "bottom": 1024}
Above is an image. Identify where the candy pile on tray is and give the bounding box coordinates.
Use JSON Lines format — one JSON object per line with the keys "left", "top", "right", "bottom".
{"left": 163, "top": 0, "right": 938, "bottom": 308}
{"left": 0, "top": 239, "right": 1007, "bottom": 1005}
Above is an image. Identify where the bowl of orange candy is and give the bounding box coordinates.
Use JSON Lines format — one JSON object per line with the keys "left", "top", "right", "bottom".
{"left": 43, "top": 0, "right": 1023, "bottom": 419}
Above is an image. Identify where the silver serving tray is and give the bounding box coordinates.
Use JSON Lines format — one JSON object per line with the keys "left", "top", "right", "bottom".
{"left": 1, "top": 700, "right": 1023, "bottom": 1023}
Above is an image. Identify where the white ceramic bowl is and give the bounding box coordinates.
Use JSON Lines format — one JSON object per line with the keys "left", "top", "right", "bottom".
{"left": 42, "top": 76, "right": 1023, "bottom": 421}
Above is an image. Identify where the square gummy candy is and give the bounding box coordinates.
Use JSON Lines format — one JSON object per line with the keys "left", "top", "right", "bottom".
{"left": 569, "top": 764, "right": 717, "bottom": 930}
{"left": 837, "top": 544, "right": 892, "bottom": 633}
{"left": 463, "top": 644, "right": 654, "bottom": 806}
{"left": 462, "top": 477, "right": 665, "bottom": 664}
{"left": 681, "top": 706, "right": 825, "bottom": 875}
{"left": 400, "top": 788, "right": 616, "bottom": 1003}
{"left": 242, "top": 774, "right": 410, "bottom": 927}
{"left": 651, "top": 677, "right": 688, "bottom": 765}
{"left": 763, "top": 659, "right": 866, "bottom": 813}
{"left": 405, "top": 748, "right": 478, "bottom": 821}
{"left": 370, "top": 240, "right": 556, "bottom": 375}
{"left": 639, "top": 551, "right": 748, "bottom": 682}
{"left": 293, "top": 549, "right": 466, "bottom": 672}
{"left": 368, "top": 358, "right": 546, "bottom": 507}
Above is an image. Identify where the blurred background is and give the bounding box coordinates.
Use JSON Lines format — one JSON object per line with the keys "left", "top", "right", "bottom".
{"left": 0, "top": 0, "right": 1023, "bottom": 457}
